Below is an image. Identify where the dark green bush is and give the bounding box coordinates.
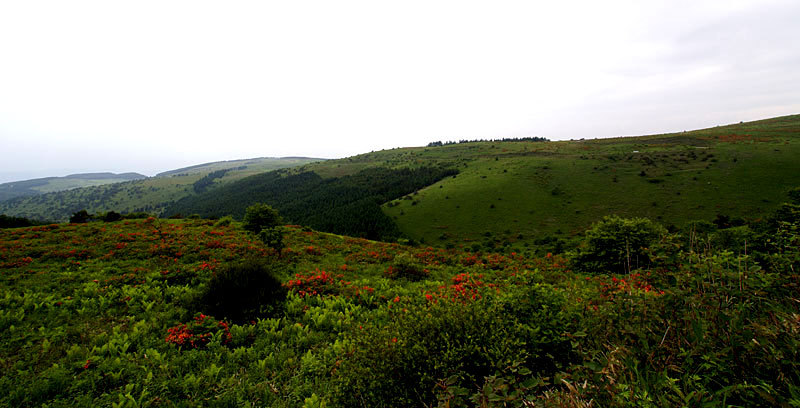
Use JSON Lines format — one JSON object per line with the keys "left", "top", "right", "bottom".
{"left": 570, "top": 215, "right": 666, "bottom": 274}
{"left": 242, "top": 203, "right": 282, "bottom": 234}
{"left": 0, "top": 214, "right": 35, "bottom": 228}
{"left": 100, "top": 211, "right": 122, "bottom": 222}
{"left": 329, "top": 285, "right": 576, "bottom": 407}
{"left": 388, "top": 252, "right": 428, "bottom": 281}
{"left": 196, "top": 258, "right": 286, "bottom": 323}
{"left": 69, "top": 210, "right": 92, "bottom": 223}
{"left": 258, "top": 226, "right": 285, "bottom": 252}
{"left": 213, "top": 216, "right": 234, "bottom": 227}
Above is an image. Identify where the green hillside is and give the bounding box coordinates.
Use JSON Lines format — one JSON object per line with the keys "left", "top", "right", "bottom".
{"left": 0, "top": 157, "right": 321, "bottom": 221}
{"left": 384, "top": 115, "right": 800, "bottom": 251}
{"left": 165, "top": 115, "right": 800, "bottom": 252}
{"left": 0, "top": 172, "right": 146, "bottom": 202}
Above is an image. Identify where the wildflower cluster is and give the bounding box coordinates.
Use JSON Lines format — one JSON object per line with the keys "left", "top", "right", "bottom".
{"left": 165, "top": 313, "right": 232, "bottom": 350}
{"left": 598, "top": 272, "right": 663, "bottom": 299}
{"left": 284, "top": 269, "right": 375, "bottom": 298}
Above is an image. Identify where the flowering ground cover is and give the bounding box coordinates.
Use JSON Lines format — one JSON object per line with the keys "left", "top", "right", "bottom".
{"left": 0, "top": 209, "right": 798, "bottom": 406}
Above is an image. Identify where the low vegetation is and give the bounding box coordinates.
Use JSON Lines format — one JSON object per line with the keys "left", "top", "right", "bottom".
{"left": 0, "top": 186, "right": 798, "bottom": 406}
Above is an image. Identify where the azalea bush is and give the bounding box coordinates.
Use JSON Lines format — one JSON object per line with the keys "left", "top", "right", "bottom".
{"left": 165, "top": 313, "right": 232, "bottom": 350}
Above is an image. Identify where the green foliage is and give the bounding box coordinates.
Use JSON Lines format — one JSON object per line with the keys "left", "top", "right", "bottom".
{"left": 571, "top": 215, "right": 666, "bottom": 274}
{"left": 329, "top": 285, "right": 576, "bottom": 407}
{"left": 167, "top": 166, "right": 458, "bottom": 241}
{"left": 213, "top": 215, "right": 235, "bottom": 227}
{"left": 0, "top": 158, "right": 317, "bottom": 222}
{"left": 100, "top": 211, "right": 122, "bottom": 222}
{"left": 69, "top": 209, "right": 92, "bottom": 223}
{"left": 787, "top": 186, "right": 800, "bottom": 204}
{"left": 197, "top": 258, "right": 287, "bottom": 323}
{"left": 0, "top": 214, "right": 36, "bottom": 228}
{"left": 388, "top": 252, "right": 428, "bottom": 280}
{"left": 258, "top": 226, "right": 285, "bottom": 252}
{"left": 242, "top": 203, "right": 282, "bottom": 234}
{"left": 1, "top": 199, "right": 799, "bottom": 406}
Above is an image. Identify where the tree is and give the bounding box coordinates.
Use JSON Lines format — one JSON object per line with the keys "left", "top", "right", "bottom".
{"left": 242, "top": 203, "right": 282, "bottom": 234}
{"left": 69, "top": 210, "right": 92, "bottom": 224}
{"left": 570, "top": 215, "right": 665, "bottom": 274}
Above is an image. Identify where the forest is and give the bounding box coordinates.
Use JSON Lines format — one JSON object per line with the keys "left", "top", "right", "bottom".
{"left": 165, "top": 166, "right": 459, "bottom": 241}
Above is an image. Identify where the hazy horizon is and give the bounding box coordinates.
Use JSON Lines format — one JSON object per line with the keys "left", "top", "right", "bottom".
{"left": 2, "top": 0, "right": 799, "bottom": 183}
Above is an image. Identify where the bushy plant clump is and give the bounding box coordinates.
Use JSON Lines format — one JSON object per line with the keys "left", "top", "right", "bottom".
{"left": 570, "top": 215, "right": 666, "bottom": 274}
{"left": 386, "top": 252, "right": 429, "bottom": 281}
{"left": 242, "top": 203, "right": 282, "bottom": 234}
{"left": 196, "top": 258, "right": 286, "bottom": 323}
{"left": 329, "top": 284, "right": 577, "bottom": 407}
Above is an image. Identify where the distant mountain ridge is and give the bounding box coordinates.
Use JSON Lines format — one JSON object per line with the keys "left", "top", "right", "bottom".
{"left": 0, "top": 172, "right": 146, "bottom": 202}
{"left": 0, "top": 157, "right": 321, "bottom": 220}
{"left": 156, "top": 157, "right": 325, "bottom": 177}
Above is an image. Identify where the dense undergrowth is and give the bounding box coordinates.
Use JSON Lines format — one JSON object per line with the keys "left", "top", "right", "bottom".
{"left": 1, "top": 191, "right": 798, "bottom": 406}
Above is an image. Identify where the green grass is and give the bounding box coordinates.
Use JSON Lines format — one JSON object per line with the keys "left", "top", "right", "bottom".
{"left": 383, "top": 115, "right": 800, "bottom": 249}
{"left": 3, "top": 115, "right": 799, "bottom": 250}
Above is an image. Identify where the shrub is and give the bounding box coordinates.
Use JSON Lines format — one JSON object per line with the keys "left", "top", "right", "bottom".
{"left": 0, "top": 214, "right": 35, "bottom": 229}
{"left": 100, "top": 211, "right": 122, "bottom": 222}
{"left": 570, "top": 215, "right": 666, "bottom": 274}
{"left": 165, "top": 313, "right": 232, "bottom": 350}
{"left": 213, "top": 216, "right": 235, "bottom": 227}
{"left": 258, "top": 226, "right": 285, "bottom": 252}
{"left": 196, "top": 258, "right": 286, "bottom": 323}
{"left": 329, "top": 284, "right": 576, "bottom": 407}
{"left": 242, "top": 203, "right": 282, "bottom": 234}
{"left": 69, "top": 210, "right": 92, "bottom": 224}
{"left": 387, "top": 252, "right": 428, "bottom": 281}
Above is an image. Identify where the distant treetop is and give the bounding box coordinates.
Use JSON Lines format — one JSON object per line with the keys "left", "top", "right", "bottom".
{"left": 426, "top": 136, "right": 549, "bottom": 147}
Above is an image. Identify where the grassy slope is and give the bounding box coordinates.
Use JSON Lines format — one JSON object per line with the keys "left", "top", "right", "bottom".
{"left": 0, "top": 173, "right": 146, "bottom": 202}
{"left": 383, "top": 115, "right": 800, "bottom": 249}
{"left": 0, "top": 158, "right": 321, "bottom": 221}
{"left": 3, "top": 115, "right": 798, "bottom": 244}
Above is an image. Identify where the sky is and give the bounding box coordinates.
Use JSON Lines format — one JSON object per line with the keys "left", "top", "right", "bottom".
{"left": 1, "top": 0, "right": 799, "bottom": 183}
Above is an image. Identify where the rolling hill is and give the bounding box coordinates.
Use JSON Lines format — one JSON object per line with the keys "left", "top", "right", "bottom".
{"left": 166, "top": 115, "right": 800, "bottom": 252}
{"left": 0, "top": 172, "right": 146, "bottom": 202}
{"left": 0, "top": 157, "right": 322, "bottom": 221}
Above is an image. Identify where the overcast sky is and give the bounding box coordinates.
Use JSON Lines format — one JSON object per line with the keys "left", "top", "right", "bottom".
{"left": 1, "top": 0, "right": 799, "bottom": 183}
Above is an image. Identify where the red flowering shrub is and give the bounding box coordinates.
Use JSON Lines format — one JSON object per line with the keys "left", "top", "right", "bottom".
{"left": 165, "top": 313, "right": 232, "bottom": 350}
{"left": 284, "top": 269, "right": 375, "bottom": 298}
{"left": 424, "top": 273, "right": 486, "bottom": 303}
{"left": 599, "top": 272, "right": 663, "bottom": 299}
